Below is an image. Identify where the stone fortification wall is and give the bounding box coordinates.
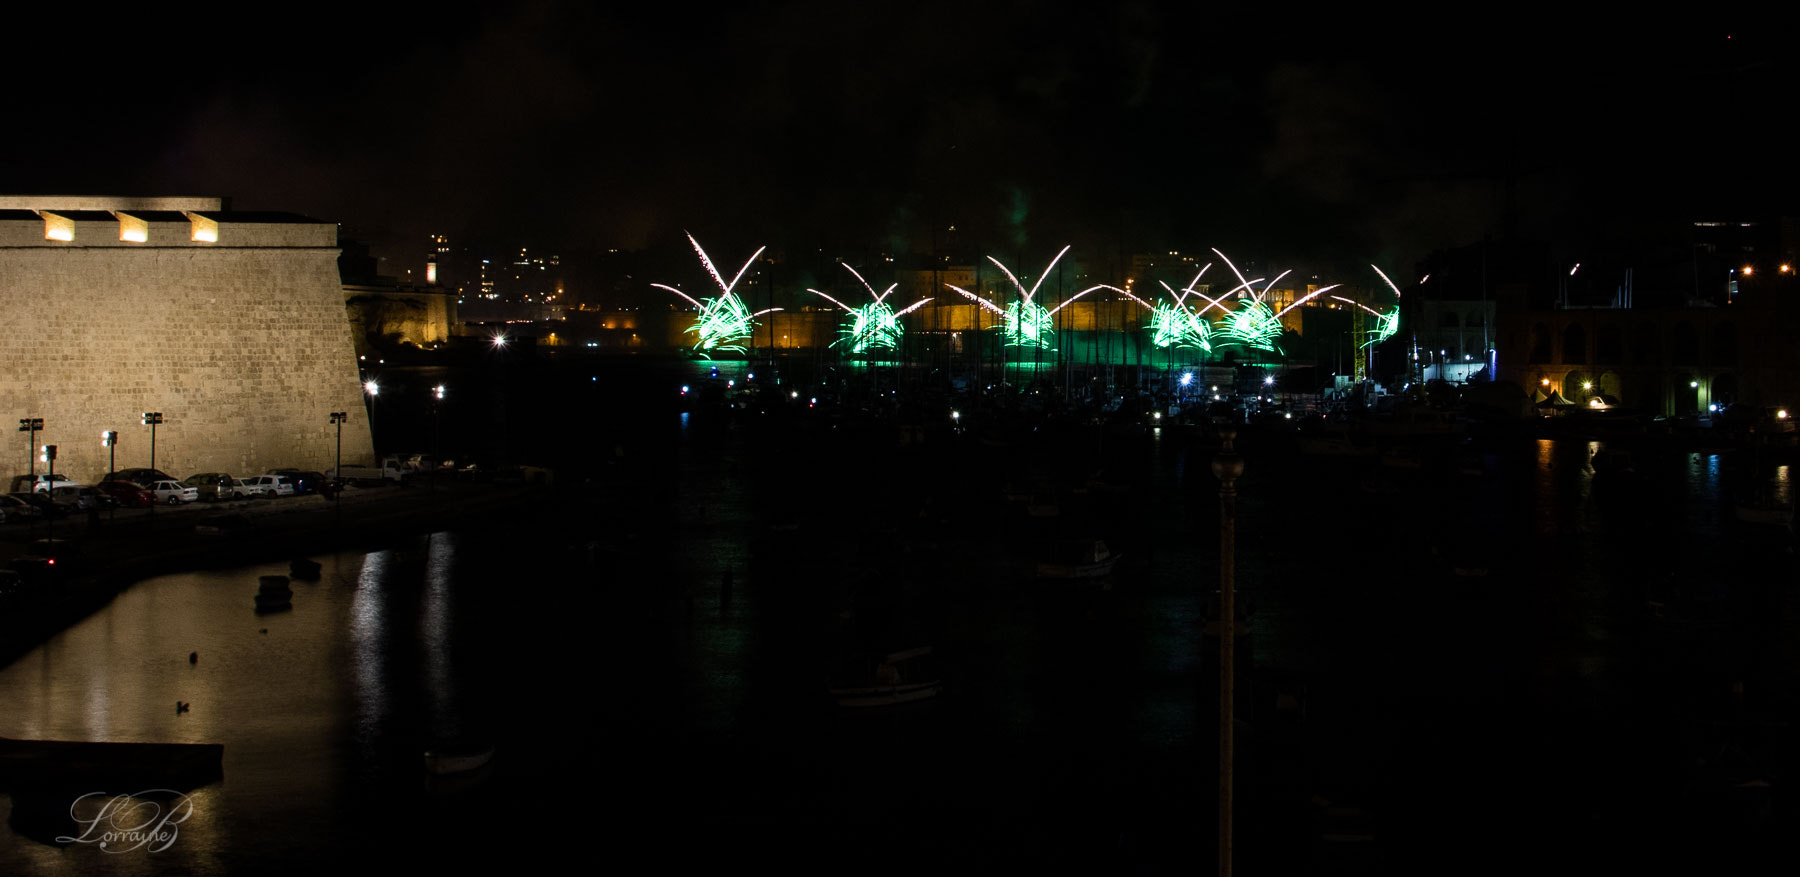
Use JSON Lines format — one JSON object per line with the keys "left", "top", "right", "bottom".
{"left": 0, "top": 195, "right": 223, "bottom": 213}
{"left": 344, "top": 286, "right": 455, "bottom": 356}
{"left": 0, "top": 202, "right": 374, "bottom": 483}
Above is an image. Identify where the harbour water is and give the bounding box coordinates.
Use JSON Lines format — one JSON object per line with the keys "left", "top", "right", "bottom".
{"left": 2, "top": 358, "right": 1796, "bottom": 874}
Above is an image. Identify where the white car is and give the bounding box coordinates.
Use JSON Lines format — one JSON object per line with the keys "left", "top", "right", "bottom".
{"left": 148, "top": 480, "right": 200, "bottom": 505}
{"left": 241, "top": 475, "right": 296, "bottom": 497}
{"left": 21, "top": 474, "right": 83, "bottom": 493}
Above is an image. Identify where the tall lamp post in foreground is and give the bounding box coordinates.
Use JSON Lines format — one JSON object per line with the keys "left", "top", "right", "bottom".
{"left": 1212, "top": 428, "right": 1245, "bottom": 877}
{"left": 330, "top": 411, "right": 348, "bottom": 527}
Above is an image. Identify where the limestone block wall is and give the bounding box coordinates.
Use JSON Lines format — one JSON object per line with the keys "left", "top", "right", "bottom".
{"left": 0, "top": 243, "right": 375, "bottom": 483}
{"left": 344, "top": 287, "right": 454, "bottom": 355}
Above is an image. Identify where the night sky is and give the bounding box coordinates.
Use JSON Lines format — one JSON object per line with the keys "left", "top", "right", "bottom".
{"left": 3, "top": 5, "right": 1789, "bottom": 273}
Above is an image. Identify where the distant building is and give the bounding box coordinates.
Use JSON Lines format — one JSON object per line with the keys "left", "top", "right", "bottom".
{"left": 1481, "top": 224, "right": 1800, "bottom": 414}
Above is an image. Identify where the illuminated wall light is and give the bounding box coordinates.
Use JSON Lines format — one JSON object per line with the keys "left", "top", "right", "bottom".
{"left": 42, "top": 211, "right": 74, "bottom": 241}
{"left": 187, "top": 213, "right": 219, "bottom": 242}
{"left": 117, "top": 213, "right": 149, "bottom": 243}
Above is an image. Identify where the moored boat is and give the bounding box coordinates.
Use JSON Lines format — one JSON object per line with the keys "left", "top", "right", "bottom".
{"left": 424, "top": 745, "right": 495, "bottom": 775}
{"left": 1035, "top": 540, "right": 1121, "bottom": 579}
{"left": 829, "top": 646, "right": 941, "bottom": 707}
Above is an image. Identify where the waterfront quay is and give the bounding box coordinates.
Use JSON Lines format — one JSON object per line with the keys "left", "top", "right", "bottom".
{"left": 0, "top": 477, "right": 536, "bottom": 669}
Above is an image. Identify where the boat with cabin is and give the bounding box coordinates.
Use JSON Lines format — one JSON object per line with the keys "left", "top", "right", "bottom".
{"left": 1035, "top": 540, "right": 1122, "bottom": 579}
{"left": 829, "top": 646, "right": 941, "bottom": 707}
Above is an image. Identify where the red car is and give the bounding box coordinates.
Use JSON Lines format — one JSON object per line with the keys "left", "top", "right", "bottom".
{"left": 96, "top": 479, "right": 155, "bottom": 508}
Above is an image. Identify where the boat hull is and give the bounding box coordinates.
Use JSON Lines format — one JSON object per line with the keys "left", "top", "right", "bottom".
{"left": 424, "top": 748, "right": 494, "bottom": 775}
{"left": 1035, "top": 559, "right": 1120, "bottom": 578}
{"left": 830, "top": 681, "right": 942, "bottom": 707}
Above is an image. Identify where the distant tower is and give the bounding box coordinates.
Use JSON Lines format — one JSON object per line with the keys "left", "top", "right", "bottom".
{"left": 427, "top": 234, "right": 448, "bottom": 286}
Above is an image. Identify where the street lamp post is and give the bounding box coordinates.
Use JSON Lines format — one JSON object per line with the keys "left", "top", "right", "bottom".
{"left": 330, "top": 411, "right": 348, "bottom": 527}
{"left": 1212, "top": 429, "right": 1245, "bottom": 877}
{"left": 433, "top": 383, "right": 445, "bottom": 457}
{"left": 142, "top": 412, "right": 163, "bottom": 474}
{"left": 102, "top": 431, "right": 118, "bottom": 523}
{"left": 19, "top": 418, "right": 43, "bottom": 486}
{"left": 40, "top": 444, "right": 55, "bottom": 541}
{"left": 363, "top": 381, "right": 379, "bottom": 457}
{"left": 432, "top": 385, "right": 446, "bottom": 491}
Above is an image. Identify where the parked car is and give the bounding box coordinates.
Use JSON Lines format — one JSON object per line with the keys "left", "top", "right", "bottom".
{"left": 9, "top": 491, "right": 70, "bottom": 518}
{"left": 0, "top": 494, "right": 44, "bottom": 524}
{"left": 184, "top": 472, "right": 241, "bottom": 501}
{"left": 240, "top": 475, "right": 296, "bottom": 497}
{"left": 73, "top": 485, "right": 119, "bottom": 509}
{"left": 328, "top": 460, "right": 411, "bottom": 484}
{"left": 95, "top": 480, "right": 155, "bottom": 508}
{"left": 48, "top": 485, "right": 105, "bottom": 512}
{"left": 148, "top": 480, "right": 200, "bottom": 505}
{"left": 11, "top": 474, "right": 83, "bottom": 493}
{"left": 102, "top": 468, "right": 177, "bottom": 488}
{"left": 267, "top": 469, "right": 330, "bottom": 495}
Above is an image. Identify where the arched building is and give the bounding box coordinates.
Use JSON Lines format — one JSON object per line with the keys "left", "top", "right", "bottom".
{"left": 1496, "top": 289, "right": 1797, "bottom": 415}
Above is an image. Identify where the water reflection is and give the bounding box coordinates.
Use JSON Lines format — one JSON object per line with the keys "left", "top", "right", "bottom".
{"left": 0, "top": 423, "right": 1792, "bottom": 872}
{"left": 421, "top": 535, "right": 456, "bottom": 742}
{"left": 349, "top": 549, "right": 390, "bottom": 765}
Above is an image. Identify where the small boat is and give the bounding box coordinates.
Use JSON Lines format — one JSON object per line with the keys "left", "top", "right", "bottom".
{"left": 254, "top": 575, "right": 292, "bottom": 612}
{"left": 1035, "top": 540, "right": 1121, "bottom": 579}
{"left": 288, "top": 558, "right": 322, "bottom": 579}
{"left": 424, "top": 745, "right": 495, "bottom": 775}
{"left": 829, "top": 646, "right": 941, "bottom": 707}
